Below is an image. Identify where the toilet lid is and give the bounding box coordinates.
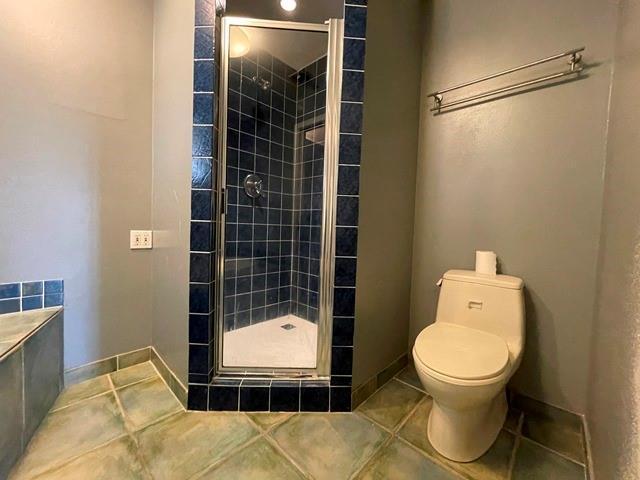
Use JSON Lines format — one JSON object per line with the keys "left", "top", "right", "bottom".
{"left": 414, "top": 323, "right": 509, "bottom": 380}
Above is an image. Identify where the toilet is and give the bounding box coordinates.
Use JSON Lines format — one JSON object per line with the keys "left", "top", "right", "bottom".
{"left": 413, "top": 269, "right": 525, "bottom": 462}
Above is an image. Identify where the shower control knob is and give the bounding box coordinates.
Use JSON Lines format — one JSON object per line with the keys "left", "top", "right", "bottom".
{"left": 243, "top": 174, "right": 264, "bottom": 198}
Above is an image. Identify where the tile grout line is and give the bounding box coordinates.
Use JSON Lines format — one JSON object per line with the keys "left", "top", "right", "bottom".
{"left": 189, "top": 432, "right": 264, "bottom": 479}
{"left": 50, "top": 388, "right": 113, "bottom": 413}
{"left": 356, "top": 400, "right": 464, "bottom": 478}
{"left": 347, "top": 434, "right": 395, "bottom": 480}
{"left": 394, "top": 394, "right": 428, "bottom": 434}
{"left": 106, "top": 372, "right": 168, "bottom": 478}
{"left": 393, "top": 376, "right": 427, "bottom": 395}
{"left": 357, "top": 395, "right": 472, "bottom": 480}
{"left": 50, "top": 365, "right": 157, "bottom": 413}
{"left": 393, "top": 435, "right": 467, "bottom": 480}
{"left": 263, "top": 430, "right": 314, "bottom": 479}
{"left": 106, "top": 373, "right": 135, "bottom": 435}
{"left": 519, "top": 436, "right": 588, "bottom": 467}
{"left": 507, "top": 412, "right": 524, "bottom": 479}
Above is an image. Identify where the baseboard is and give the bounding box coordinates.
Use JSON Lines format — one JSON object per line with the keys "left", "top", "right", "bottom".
{"left": 64, "top": 346, "right": 152, "bottom": 386}
{"left": 63, "top": 345, "right": 188, "bottom": 408}
{"left": 150, "top": 346, "right": 188, "bottom": 408}
{"left": 582, "top": 415, "right": 594, "bottom": 479}
{"left": 352, "top": 352, "right": 409, "bottom": 409}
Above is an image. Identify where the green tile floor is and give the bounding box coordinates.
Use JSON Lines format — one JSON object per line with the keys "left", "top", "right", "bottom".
{"left": 9, "top": 362, "right": 588, "bottom": 479}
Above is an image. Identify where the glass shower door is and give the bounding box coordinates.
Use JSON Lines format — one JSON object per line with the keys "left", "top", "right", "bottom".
{"left": 217, "top": 18, "right": 340, "bottom": 376}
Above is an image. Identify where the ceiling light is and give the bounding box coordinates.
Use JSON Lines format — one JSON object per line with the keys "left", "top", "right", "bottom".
{"left": 229, "top": 28, "right": 250, "bottom": 58}
{"left": 280, "top": 0, "right": 297, "bottom": 12}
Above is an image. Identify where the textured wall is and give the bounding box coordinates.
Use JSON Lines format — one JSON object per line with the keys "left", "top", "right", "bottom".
{"left": 0, "top": 0, "right": 154, "bottom": 369}
{"left": 352, "top": 0, "right": 424, "bottom": 388}
{"left": 411, "top": 0, "right": 617, "bottom": 413}
{"left": 151, "top": 0, "right": 195, "bottom": 385}
{"left": 587, "top": 0, "right": 640, "bottom": 478}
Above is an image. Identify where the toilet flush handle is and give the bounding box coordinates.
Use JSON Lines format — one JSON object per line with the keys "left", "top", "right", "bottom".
{"left": 436, "top": 278, "right": 443, "bottom": 287}
{"left": 468, "top": 300, "right": 483, "bottom": 310}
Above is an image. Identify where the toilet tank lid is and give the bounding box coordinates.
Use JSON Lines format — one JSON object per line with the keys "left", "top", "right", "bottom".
{"left": 443, "top": 270, "right": 524, "bottom": 289}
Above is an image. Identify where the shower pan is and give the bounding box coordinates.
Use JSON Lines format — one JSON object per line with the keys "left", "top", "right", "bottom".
{"left": 216, "top": 17, "right": 343, "bottom": 379}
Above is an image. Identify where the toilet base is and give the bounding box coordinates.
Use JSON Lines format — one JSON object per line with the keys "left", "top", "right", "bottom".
{"left": 427, "top": 390, "right": 507, "bottom": 462}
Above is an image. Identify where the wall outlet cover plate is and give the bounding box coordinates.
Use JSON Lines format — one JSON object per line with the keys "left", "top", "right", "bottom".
{"left": 130, "top": 230, "right": 153, "bottom": 249}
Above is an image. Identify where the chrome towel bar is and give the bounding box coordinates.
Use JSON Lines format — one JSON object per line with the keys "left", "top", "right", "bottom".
{"left": 427, "top": 47, "right": 584, "bottom": 113}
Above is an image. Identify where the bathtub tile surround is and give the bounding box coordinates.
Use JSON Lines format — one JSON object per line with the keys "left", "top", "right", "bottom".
{"left": 0, "top": 280, "right": 64, "bottom": 314}
{"left": 9, "top": 362, "right": 587, "bottom": 479}
{"left": 186, "top": 1, "right": 368, "bottom": 412}
{"left": 0, "top": 308, "right": 62, "bottom": 478}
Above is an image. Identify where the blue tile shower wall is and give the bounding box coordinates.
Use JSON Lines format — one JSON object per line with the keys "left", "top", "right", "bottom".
{"left": 0, "top": 280, "right": 64, "bottom": 314}
{"left": 330, "top": 1, "right": 367, "bottom": 411}
{"left": 188, "top": 0, "right": 221, "bottom": 398}
{"left": 223, "top": 49, "right": 298, "bottom": 332}
{"left": 292, "top": 56, "right": 327, "bottom": 323}
{"left": 187, "top": 0, "right": 367, "bottom": 412}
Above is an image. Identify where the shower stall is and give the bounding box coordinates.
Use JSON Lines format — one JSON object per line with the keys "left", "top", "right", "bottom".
{"left": 215, "top": 17, "right": 343, "bottom": 378}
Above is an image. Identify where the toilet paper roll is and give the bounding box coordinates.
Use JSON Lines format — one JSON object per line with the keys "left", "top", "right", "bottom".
{"left": 475, "top": 251, "right": 497, "bottom": 276}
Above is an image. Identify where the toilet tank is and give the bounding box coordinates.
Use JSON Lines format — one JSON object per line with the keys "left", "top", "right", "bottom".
{"left": 435, "top": 270, "right": 525, "bottom": 357}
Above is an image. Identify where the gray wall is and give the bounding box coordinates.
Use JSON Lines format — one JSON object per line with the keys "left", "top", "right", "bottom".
{"left": 0, "top": 1, "right": 154, "bottom": 370}
{"left": 587, "top": 0, "right": 640, "bottom": 477}
{"left": 353, "top": 0, "right": 423, "bottom": 388}
{"left": 150, "top": 0, "right": 195, "bottom": 385}
{"left": 411, "top": 0, "right": 617, "bottom": 413}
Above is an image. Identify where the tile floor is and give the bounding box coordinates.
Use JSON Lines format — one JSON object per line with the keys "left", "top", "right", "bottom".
{"left": 9, "top": 362, "right": 588, "bottom": 479}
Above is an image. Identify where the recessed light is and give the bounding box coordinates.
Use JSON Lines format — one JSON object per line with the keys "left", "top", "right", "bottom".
{"left": 229, "top": 28, "right": 250, "bottom": 58}
{"left": 280, "top": 0, "right": 297, "bottom": 12}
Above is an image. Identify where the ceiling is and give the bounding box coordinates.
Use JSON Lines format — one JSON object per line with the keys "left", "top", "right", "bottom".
{"left": 238, "top": 26, "right": 327, "bottom": 72}
{"left": 225, "top": 0, "right": 343, "bottom": 23}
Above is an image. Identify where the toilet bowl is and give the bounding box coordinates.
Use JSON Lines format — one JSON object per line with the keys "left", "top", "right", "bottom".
{"left": 412, "top": 270, "right": 525, "bottom": 462}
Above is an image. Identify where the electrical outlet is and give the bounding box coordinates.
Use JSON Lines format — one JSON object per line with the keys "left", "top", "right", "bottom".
{"left": 130, "top": 230, "right": 153, "bottom": 250}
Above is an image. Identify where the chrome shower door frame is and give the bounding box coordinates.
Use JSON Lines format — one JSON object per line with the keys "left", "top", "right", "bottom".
{"left": 215, "top": 16, "right": 344, "bottom": 379}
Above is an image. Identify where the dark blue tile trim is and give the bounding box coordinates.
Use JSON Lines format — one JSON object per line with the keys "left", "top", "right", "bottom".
{"left": 194, "top": 28, "right": 214, "bottom": 59}
{"left": 270, "top": 381, "right": 301, "bottom": 412}
{"left": 331, "top": 347, "right": 354, "bottom": 375}
{"left": 343, "top": 38, "right": 366, "bottom": 70}
{"left": 345, "top": 6, "right": 368, "bottom": 39}
{"left": 332, "top": 317, "right": 355, "bottom": 346}
{"left": 188, "top": 6, "right": 219, "bottom": 408}
{"left": 44, "top": 294, "right": 63, "bottom": 308}
{"left": 239, "top": 384, "right": 270, "bottom": 411}
{"left": 330, "top": 386, "right": 352, "bottom": 412}
{"left": 209, "top": 384, "right": 240, "bottom": 411}
{"left": 0, "top": 299, "right": 20, "bottom": 314}
{"left": 22, "top": 282, "right": 43, "bottom": 296}
{"left": 339, "top": 134, "right": 362, "bottom": 165}
{"left": 187, "top": 384, "right": 209, "bottom": 411}
{"left": 195, "top": 0, "right": 216, "bottom": 26}
{"left": 22, "top": 296, "right": 43, "bottom": 311}
{"left": 0, "top": 279, "right": 63, "bottom": 314}
{"left": 301, "top": 384, "right": 330, "bottom": 412}
{"left": 0, "top": 283, "right": 20, "bottom": 300}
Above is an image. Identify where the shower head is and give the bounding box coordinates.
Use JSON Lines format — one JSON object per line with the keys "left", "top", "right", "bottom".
{"left": 251, "top": 75, "right": 271, "bottom": 91}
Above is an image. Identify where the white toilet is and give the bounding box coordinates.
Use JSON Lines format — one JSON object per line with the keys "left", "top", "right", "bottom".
{"left": 412, "top": 269, "right": 525, "bottom": 462}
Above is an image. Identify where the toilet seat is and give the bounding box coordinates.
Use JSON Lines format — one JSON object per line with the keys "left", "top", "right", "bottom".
{"left": 414, "top": 323, "right": 509, "bottom": 381}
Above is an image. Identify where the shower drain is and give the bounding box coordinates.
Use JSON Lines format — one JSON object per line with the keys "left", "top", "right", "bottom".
{"left": 280, "top": 323, "right": 296, "bottom": 330}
